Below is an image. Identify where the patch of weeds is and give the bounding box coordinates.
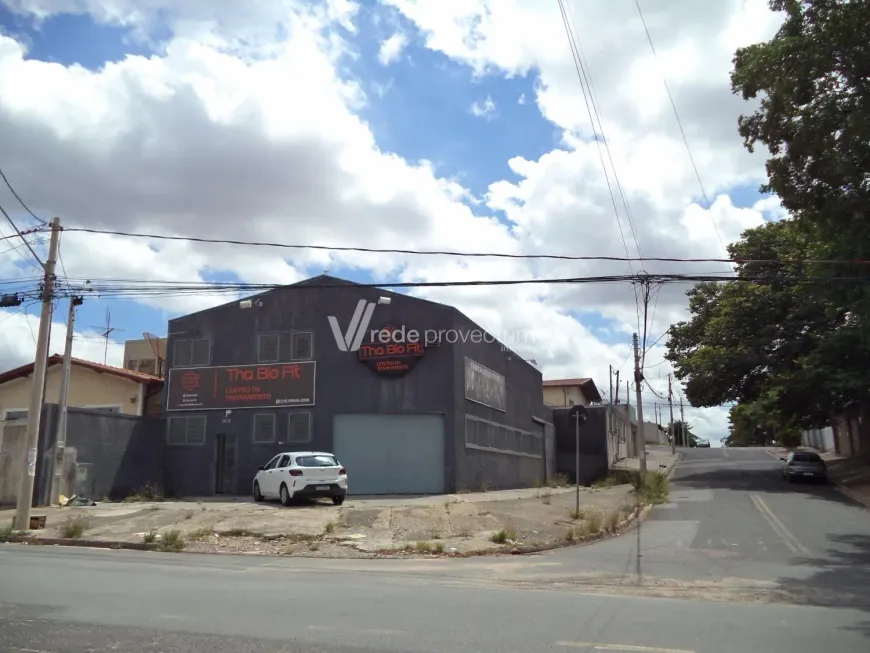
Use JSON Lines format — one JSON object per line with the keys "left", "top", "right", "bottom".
{"left": 476, "top": 478, "right": 491, "bottom": 493}
{"left": 594, "top": 470, "right": 638, "bottom": 488}
{"left": 308, "top": 541, "right": 320, "bottom": 551}
{"left": 565, "top": 527, "right": 576, "bottom": 542}
{"left": 490, "top": 526, "right": 517, "bottom": 544}
{"left": 184, "top": 510, "right": 194, "bottom": 520}
{"left": 456, "top": 487, "right": 471, "bottom": 494}
{"left": 143, "top": 529, "right": 158, "bottom": 544}
{"left": 0, "top": 522, "right": 12, "bottom": 542}
{"left": 415, "top": 541, "right": 433, "bottom": 553}
{"left": 541, "top": 490, "right": 552, "bottom": 505}
{"left": 547, "top": 473, "right": 569, "bottom": 488}
{"left": 158, "top": 529, "right": 185, "bottom": 552}
{"left": 124, "top": 482, "right": 164, "bottom": 503}
{"left": 188, "top": 527, "right": 213, "bottom": 542}
{"left": 586, "top": 512, "right": 603, "bottom": 534}
{"left": 568, "top": 507, "right": 586, "bottom": 520}
{"left": 146, "top": 504, "right": 160, "bottom": 511}
{"left": 456, "top": 528, "right": 472, "bottom": 538}
{"left": 286, "top": 533, "right": 319, "bottom": 543}
{"left": 636, "top": 471, "right": 669, "bottom": 505}
{"left": 605, "top": 510, "right": 621, "bottom": 531}
{"left": 430, "top": 532, "right": 442, "bottom": 540}
{"left": 433, "top": 541, "right": 445, "bottom": 553}
{"left": 444, "top": 498, "right": 453, "bottom": 513}
{"left": 324, "top": 521, "right": 336, "bottom": 535}
{"left": 60, "top": 515, "right": 88, "bottom": 539}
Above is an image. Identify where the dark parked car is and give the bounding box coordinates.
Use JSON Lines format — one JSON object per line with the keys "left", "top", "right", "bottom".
{"left": 781, "top": 451, "right": 828, "bottom": 483}
{"left": 694, "top": 439, "right": 711, "bottom": 448}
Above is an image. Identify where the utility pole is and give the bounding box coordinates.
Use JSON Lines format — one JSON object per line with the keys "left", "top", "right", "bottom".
{"left": 614, "top": 370, "right": 620, "bottom": 404}
{"left": 609, "top": 364, "right": 613, "bottom": 404}
{"left": 49, "top": 295, "right": 83, "bottom": 505}
{"left": 679, "top": 395, "right": 685, "bottom": 447}
{"left": 632, "top": 333, "right": 647, "bottom": 474}
{"left": 625, "top": 380, "right": 631, "bottom": 457}
{"left": 15, "top": 217, "right": 61, "bottom": 531}
{"left": 668, "top": 374, "right": 676, "bottom": 455}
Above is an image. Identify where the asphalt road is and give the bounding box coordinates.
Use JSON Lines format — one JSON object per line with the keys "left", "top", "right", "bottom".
{"left": 1, "top": 446, "right": 869, "bottom": 653}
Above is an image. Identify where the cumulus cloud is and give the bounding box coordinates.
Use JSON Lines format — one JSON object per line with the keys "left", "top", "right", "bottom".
{"left": 378, "top": 32, "right": 408, "bottom": 65}
{"left": 0, "top": 0, "right": 787, "bottom": 438}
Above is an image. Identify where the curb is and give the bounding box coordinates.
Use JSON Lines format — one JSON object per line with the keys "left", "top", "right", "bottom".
{"left": 5, "top": 536, "right": 157, "bottom": 551}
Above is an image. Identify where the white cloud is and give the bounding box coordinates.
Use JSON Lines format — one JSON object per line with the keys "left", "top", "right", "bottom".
{"left": 518, "top": 93, "right": 525, "bottom": 105}
{"left": 378, "top": 32, "right": 408, "bottom": 65}
{"left": 470, "top": 94, "right": 496, "bottom": 119}
{"left": 0, "top": 0, "right": 788, "bottom": 439}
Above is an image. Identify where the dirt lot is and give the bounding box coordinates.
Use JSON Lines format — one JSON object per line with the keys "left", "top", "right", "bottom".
{"left": 1, "top": 452, "right": 678, "bottom": 558}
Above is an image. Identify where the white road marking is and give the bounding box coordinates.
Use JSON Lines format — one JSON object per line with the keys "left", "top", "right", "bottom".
{"left": 556, "top": 641, "right": 695, "bottom": 652}
{"left": 749, "top": 493, "right": 810, "bottom": 556}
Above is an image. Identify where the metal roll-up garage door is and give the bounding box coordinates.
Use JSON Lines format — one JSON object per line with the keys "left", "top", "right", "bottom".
{"left": 333, "top": 414, "right": 445, "bottom": 495}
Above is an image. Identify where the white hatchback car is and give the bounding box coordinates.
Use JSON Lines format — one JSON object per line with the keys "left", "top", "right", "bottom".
{"left": 252, "top": 451, "right": 347, "bottom": 506}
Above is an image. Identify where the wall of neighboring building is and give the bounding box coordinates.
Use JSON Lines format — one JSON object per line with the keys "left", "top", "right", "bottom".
{"left": 802, "top": 426, "right": 837, "bottom": 453}
{"left": 552, "top": 405, "right": 610, "bottom": 485}
{"left": 123, "top": 338, "right": 166, "bottom": 376}
{"left": 1, "top": 404, "right": 164, "bottom": 507}
{"left": 451, "top": 309, "right": 550, "bottom": 491}
{"left": 543, "top": 385, "right": 589, "bottom": 407}
{"left": 642, "top": 421, "right": 665, "bottom": 444}
{"left": 0, "top": 365, "right": 146, "bottom": 420}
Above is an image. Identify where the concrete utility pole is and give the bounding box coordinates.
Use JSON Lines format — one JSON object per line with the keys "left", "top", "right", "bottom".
{"left": 668, "top": 374, "right": 676, "bottom": 455}
{"left": 609, "top": 364, "right": 613, "bottom": 404}
{"left": 614, "top": 370, "right": 620, "bottom": 404}
{"left": 49, "top": 295, "right": 83, "bottom": 505}
{"left": 15, "top": 217, "right": 61, "bottom": 530}
{"left": 632, "top": 333, "right": 647, "bottom": 474}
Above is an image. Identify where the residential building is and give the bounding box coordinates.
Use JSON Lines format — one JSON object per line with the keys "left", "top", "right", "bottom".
{"left": 162, "top": 275, "right": 554, "bottom": 497}
{"left": 542, "top": 378, "right": 603, "bottom": 407}
{"left": 123, "top": 336, "right": 167, "bottom": 377}
{"left": 0, "top": 357, "right": 164, "bottom": 506}
{"left": 0, "top": 355, "right": 164, "bottom": 422}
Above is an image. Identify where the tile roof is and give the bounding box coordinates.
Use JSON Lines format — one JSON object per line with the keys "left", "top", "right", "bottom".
{"left": 0, "top": 355, "right": 163, "bottom": 387}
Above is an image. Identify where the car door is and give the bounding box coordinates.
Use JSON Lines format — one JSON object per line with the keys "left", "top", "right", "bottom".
{"left": 273, "top": 454, "right": 292, "bottom": 492}
{"left": 259, "top": 455, "right": 282, "bottom": 497}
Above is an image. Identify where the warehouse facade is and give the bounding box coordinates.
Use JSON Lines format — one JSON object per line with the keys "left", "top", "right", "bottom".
{"left": 162, "top": 276, "right": 554, "bottom": 496}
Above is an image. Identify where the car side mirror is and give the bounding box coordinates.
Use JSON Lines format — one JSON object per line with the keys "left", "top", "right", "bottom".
{"left": 258, "top": 465, "right": 265, "bottom": 471}
{"left": 779, "top": 457, "right": 786, "bottom": 461}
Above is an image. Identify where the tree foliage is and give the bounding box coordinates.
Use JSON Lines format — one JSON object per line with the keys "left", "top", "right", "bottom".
{"left": 667, "top": 0, "right": 870, "bottom": 439}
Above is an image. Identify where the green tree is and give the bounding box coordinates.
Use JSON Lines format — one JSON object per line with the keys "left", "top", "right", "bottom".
{"left": 731, "top": 0, "right": 870, "bottom": 310}
{"left": 668, "top": 420, "right": 695, "bottom": 447}
{"left": 666, "top": 219, "right": 868, "bottom": 429}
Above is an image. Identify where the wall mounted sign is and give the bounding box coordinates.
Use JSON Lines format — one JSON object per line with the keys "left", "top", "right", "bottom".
{"left": 358, "top": 324, "right": 425, "bottom": 377}
{"left": 464, "top": 357, "right": 506, "bottom": 412}
{"left": 166, "top": 362, "right": 316, "bottom": 411}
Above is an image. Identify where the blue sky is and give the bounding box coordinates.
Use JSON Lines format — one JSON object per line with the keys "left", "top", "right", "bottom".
{"left": 0, "top": 1, "right": 763, "bottom": 354}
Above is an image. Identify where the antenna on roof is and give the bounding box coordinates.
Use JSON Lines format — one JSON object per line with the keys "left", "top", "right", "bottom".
{"left": 91, "top": 308, "right": 124, "bottom": 365}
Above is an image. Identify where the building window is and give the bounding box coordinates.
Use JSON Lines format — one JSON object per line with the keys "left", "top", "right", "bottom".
{"left": 287, "top": 412, "right": 312, "bottom": 443}
{"left": 253, "top": 413, "right": 276, "bottom": 444}
{"left": 257, "top": 334, "right": 280, "bottom": 363}
{"left": 3, "top": 410, "right": 27, "bottom": 421}
{"left": 464, "top": 416, "right": 540, "bottom": 457}
{"left": 291, "top": 332, "right": 313, "bottom": 360}
{"left": 174, "top": 338, "right": 211, "bottom": 367}
{"left": 167, "top": 416, "right": 207, "bottom": 445}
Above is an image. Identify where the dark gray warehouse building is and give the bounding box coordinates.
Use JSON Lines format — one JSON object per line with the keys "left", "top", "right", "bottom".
{"left": 162, "top": 275, "right": 555, "bottom": 496}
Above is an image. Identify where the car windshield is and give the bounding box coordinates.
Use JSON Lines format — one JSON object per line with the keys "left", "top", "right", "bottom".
{"left": 792, "top": 452, "right": 822, "bottom": 463}
{"left": 295, "top": 454, "right": 338, "bottom": 467}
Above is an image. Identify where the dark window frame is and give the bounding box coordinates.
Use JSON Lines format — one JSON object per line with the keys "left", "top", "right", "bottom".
{"left": 287, "top": 412, "right": 312, "bottom": 443}
{"left": 290, "top": 331, "right": 314, "bottom": 361}
{"left": 257, "top": 333, "right": 281, "bottom": 363}
{"left": 253, "top": 413, "right": 276, "bottom": 444}
{"left": 173, "top": 337, "right": 211, "bottom": 367}
{"left": 167, "top": 415, "right": 207, "bottom": 446}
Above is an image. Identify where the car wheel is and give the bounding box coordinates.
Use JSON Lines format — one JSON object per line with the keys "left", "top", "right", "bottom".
{"left": 332, "top": 496, "right": 345, "bottom": 506}
{"left": 279, "top": 483, "right": 292, "bottom": 507}
{"left": 253, "top": 481, "right": 264, "bottom": 502}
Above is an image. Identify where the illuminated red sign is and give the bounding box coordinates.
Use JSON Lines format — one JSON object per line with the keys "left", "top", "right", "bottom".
{"left": 358, "top": 325, "right": 424, "bottom": 377}
{"left": 166, "top": 363, "right": 316, "bottom": 411}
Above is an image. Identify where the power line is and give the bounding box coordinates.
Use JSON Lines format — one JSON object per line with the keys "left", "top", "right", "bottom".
{"left": 632, "top": 0, "right": 728, "bottom": 259}
{"left": 0, "top": 165, "right": 47, "bottom": 225}
{"left": 52, "top": 226, "right": 870, "bottom": 266}
{"left": 0, "top": 203, "right": 43, "bottom": 269}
